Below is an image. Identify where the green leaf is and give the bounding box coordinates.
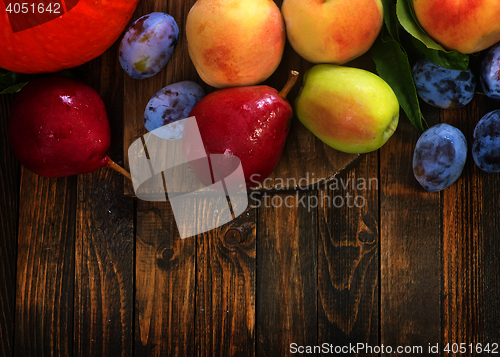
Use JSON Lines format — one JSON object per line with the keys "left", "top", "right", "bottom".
{"left": 0, "top": 68, "right": 75, "bottom": 94}
{"left": 397, "top": 0, "right": 444, "bottom": 51}
{"left": 371, "top": 26, "right": 428, "bottom": 133}
{"left": 411, "top": 38, "right": 469, "bottom": 71}
{"left": 396, "top": 0, "right": 469, "bottom": 70}
{"left": 380, "top": 0, "right": 399, "bottom": 41}
{"left": 0, "top": 69, "right": 34, "bottom": 93}
{"left": 0, "top": 70, "right": 17, "bottom": 90}
{"left": 0, "top": 82, "right": 29, "bottom": 94}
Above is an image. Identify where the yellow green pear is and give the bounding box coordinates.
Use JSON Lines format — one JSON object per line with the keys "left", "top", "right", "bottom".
{"left": 295, "top": 64, "right": 399, "bottom": 154}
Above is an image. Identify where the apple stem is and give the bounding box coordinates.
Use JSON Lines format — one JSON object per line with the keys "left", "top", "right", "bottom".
{"left": 279, "top": 70, "right": 299, "bottom": 100}
{"left": 105, "top": 156, "right": 132, "bottom": 182}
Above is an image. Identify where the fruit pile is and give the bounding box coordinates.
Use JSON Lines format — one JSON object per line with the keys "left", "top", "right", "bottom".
{"left": 3, "top": 0, "right": 500, "bottom": 193}
{"left": 411, "top": 44, "right": 500, "bottom": 192}
{"left": 120, "top": 0, "right": 398, "bottom": 188}
{"left": 403, "top": 8, "right": 500, "bottom": 192}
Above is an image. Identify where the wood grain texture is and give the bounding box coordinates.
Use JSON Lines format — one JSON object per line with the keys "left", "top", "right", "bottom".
{"left": 196, "top": 198, "right": 257, "bottom": 357}
{"left": 0, "top": 94, "right": 17, "bottom": 357}
{"left": 476, "top": 169, "right": 500, "bottom": 349}
{"left": 73, "top": 45, "right": 135, "bottom": 357}
{"left": 317, "top": 151, "right": 379, "bottom": 354}
{"left": 7, "top": 0, "right": 500, "bottom": 354}
{"left": 14, "top": 172, "right": 76, "bottom": 357}
{"left": 476, "top": 163, "right": 500, "bottom": 349}
{"left": 123, "top": 0, "right": 359, "bottom": 194}
{"left": 256, "top": 191, "right": 317, "bottom": 356}
{"left": 379, "top": 105, "right": 442, "bottom": 351}
{"left": 74, "top": 170, "right": 134, "bottom": 357}
{"left": 441, "top": 95, "right": 500, "bottom": 352}
{"left": 135, "top": 200, "right": 196, "bottom": 356}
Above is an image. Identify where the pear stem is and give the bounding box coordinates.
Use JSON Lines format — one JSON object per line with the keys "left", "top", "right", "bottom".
{"left": 105, "top": 156, "right": 132, "bottom": 182}
{"left": 279, "top": 70, "right": 299, "bottom": 100}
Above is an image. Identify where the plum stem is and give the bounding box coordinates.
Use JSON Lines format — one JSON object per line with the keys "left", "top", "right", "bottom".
{"left": 105, "top": 156, "right": 132, "bottom": 182}
{"left": 279, "top": 70, "right": 299, "bottom": 100}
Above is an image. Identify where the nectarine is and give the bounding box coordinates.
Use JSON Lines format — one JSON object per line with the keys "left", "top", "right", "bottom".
{"left": 413, "top": 0, "right": 500, "bottom": 54}
{"left": 281, "top": 0, "right": 383, "bottom": 64}
{"left": 186, "top": 0, "right": 286, "bottom": 88}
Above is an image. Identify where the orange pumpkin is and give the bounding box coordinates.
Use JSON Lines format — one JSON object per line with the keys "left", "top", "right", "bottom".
{"left": 0, "top": 0, "right": 139, "bottom": 74}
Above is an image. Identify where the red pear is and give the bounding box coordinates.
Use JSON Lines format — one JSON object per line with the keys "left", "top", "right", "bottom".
{"left": 183, "top": 71, "right": 299, "bottom": 188}
{"left": 8, "top": 75, "right": 130, "bottom": 180}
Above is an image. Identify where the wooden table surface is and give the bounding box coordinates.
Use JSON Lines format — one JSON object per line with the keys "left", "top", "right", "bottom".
{"left": 2, "top": 1, "right": 500, "bottom": 356}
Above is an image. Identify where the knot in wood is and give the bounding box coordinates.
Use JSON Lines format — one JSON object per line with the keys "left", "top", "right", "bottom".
{"left": 358, "top": 229, "right": 375, "bottom": 244}
{"left": 223, "top": 228, "right": 243, "bottom": 248}
{"left": 156, "top": 244, "right": 174, "bottom": 263}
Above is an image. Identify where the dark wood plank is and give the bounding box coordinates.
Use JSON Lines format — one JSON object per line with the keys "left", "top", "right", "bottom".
{"left": 441, "top": 97, "right": 481, "bottom": 351}
{"left": 134, "top": 200, "right": 196, "bottom": 356}
{"left": 73, "top": 43, "right": 135, "bottom": 357}
{"left": 74, "top": 170, "right": 134, "bottom": 357}
{"left": 441, "top": 95, "right": 500, "bottom": 352}
{"left": 317, "top": 151, "right": 379, "bottom": 355}
{"left": 379, "top": 105, "right": 442, "bottom": 352}
{"left": 256, "top": 191, "right": 317, "bottom": 356}
{"left": 196, "top": 198, "right": 257, "bottom": 357}
{"left": 476, "top": 166, "right": 500, "bottom": 350}
{"left": 14, "top": 172, "right": 76, "bottom": 357}
{"left": 0, "top": 93, "right": 19, "bottom": 357}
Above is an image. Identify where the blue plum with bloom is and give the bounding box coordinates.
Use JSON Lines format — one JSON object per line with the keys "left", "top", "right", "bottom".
{"left": 144, "top": 81, "right": 205, "bottom": 140}
{"left": 412, "top": 57, "right": 476, "bottom": 109}
{"left": 119, "top": 12, "right": 179, "bottom": 79}
{"left": 472, "top": 110, "right": 500, "bottom": 173}
{"left": 480, "top": 43, "right": 500, "bottom": 99}
{"left": 413, "top": 123, "right": 467, "bottom": 192}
